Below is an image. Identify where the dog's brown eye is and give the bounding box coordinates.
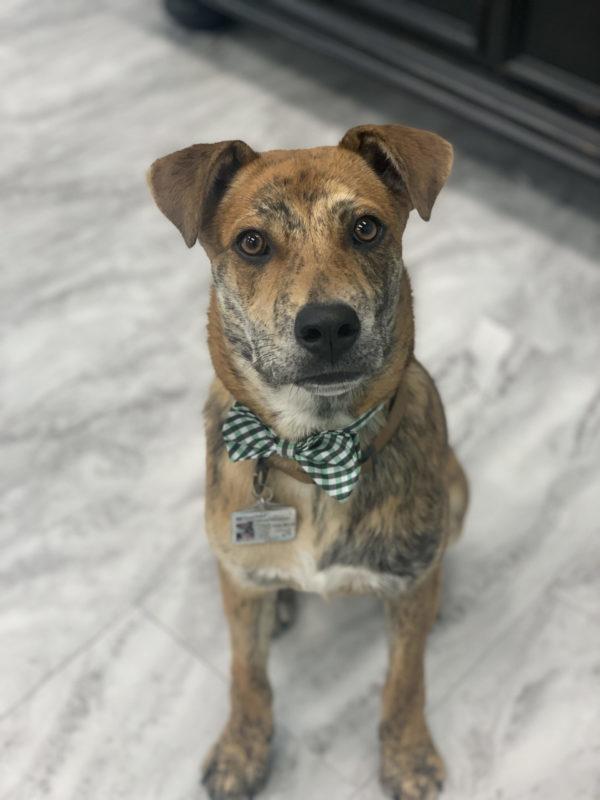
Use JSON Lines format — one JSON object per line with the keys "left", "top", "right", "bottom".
{"left": 353, "top": 216, "right": 380, "bottom": 243}
{"left": 237, "top": 230, "right": 269, "bottom": 258}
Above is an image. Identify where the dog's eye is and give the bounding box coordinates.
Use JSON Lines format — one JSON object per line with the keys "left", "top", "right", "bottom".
{"left": 236, "top": 230, "right": 269, "bottom": 258}
{"left": 353, "top": 216, "right": 381, "bottom": 244}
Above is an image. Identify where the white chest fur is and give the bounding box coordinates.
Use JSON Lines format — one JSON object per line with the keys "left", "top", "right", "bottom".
{"left": 227, "top": 551, "right": 411, "bottom": 597}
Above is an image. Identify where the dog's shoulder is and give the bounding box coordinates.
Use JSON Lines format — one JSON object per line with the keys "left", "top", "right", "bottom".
{"left": 316, "top": 359, "right": 450, "bottom": 581}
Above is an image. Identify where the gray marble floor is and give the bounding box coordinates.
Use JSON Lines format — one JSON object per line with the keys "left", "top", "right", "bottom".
{"left": 2, "top": 1, "right": 600, "bottom": 799}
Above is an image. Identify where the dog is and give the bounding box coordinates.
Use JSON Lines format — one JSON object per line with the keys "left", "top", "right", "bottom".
{"left": 148, "top": 124, "right": 469, "bottom": 800}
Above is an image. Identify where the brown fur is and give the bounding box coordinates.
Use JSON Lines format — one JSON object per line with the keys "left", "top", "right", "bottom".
{"left": 148, "top": 124, "right": 469, "bottom": 800}
{"left": 202, "top": 568, "right": 274, "bottom": 799}
{"left": 380, "top": 566, "right": 446, "bottom": 800}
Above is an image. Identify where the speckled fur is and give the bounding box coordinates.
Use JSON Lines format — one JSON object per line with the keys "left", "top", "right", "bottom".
{"left": 148, "top": 124, "right": 468, "bottom": 800}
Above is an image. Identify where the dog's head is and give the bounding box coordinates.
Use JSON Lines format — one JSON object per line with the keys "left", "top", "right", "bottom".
{"left": 148, "top": 125, "right": 452, "bottom": 419}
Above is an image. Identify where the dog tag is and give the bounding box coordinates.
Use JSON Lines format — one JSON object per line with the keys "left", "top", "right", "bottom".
{"left": 231, "top": 500, "right": 296, "bottom": 545}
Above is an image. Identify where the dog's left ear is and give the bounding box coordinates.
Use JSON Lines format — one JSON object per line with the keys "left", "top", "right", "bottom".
{"left": 147, "top": 140, "right": 258, "bottom": 247}
{"left": 339, "top": 124, "right": 453, "bottom": 221}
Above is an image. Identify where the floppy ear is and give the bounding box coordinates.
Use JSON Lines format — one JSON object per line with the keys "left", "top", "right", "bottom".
{"left": 339, "top": 124, "right": 453, "bottom": 221}
{"left": 147, "top": 140, "right": 258, "bottom": 247}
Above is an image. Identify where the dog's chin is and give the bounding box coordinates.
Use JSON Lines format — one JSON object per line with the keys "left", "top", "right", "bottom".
{"left": 294, "top": 372, "right": 365, "bottom": 397}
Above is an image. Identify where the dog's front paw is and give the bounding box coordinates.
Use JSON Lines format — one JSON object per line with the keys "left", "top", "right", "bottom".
{"left": 201, "top": 723, "right": 272, "bottom": 800}
{"left": 380, "top": 738, "right": 445, "bottom": 800}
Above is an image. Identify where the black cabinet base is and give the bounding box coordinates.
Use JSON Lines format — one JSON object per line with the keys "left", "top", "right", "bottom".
{"left": 165, "top": 0, "right": 231, "bottom": 30}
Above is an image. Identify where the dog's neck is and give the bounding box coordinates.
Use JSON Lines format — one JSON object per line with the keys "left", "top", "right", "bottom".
{"left": 207, "top": 275, "right": 415, "bottom": 440}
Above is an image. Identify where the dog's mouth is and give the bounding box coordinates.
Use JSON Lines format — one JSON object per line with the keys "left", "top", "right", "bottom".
{"left": 295, "top": 371, "right": 364, "bottom": 397}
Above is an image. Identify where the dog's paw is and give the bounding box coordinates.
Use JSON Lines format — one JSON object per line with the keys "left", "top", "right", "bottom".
{"left": 272, "top": 589, "right": 297, "bottom": 638}
{"left": 379, "top": 740, "right": 445, "bottom": 800}
{"left": 201, "top": 724, "right": 272, "bottom": 800}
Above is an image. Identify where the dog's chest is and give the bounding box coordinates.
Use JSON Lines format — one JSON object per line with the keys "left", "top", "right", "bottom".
{"left": 223, "top": 481, "right": 414, "bottom": 597}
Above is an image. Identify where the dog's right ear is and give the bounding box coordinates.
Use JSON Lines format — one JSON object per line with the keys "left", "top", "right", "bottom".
{"left": 147, "top": 140, "right": 258, "bottom": 248}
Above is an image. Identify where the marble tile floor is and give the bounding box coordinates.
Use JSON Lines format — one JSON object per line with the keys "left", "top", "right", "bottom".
{"left": 1, "top": 1, "right": 600, "bottom": 798}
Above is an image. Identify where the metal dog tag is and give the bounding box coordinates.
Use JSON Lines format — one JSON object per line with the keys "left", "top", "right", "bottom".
{"left": 231, "top": 498, "right": 296, "bottom": 545}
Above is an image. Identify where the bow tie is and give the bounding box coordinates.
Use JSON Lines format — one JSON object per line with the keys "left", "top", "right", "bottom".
{"left": 221, "top": 401, "right": 382, "bottom": 501}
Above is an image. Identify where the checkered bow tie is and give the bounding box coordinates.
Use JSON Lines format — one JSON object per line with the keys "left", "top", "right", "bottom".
{"left": 222, "top": 401, "right": 382, "bottom": 501}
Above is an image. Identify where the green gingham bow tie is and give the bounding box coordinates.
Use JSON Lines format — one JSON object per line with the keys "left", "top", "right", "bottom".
{"left": 222, "top": 401, "right": 382, "bottom": 501}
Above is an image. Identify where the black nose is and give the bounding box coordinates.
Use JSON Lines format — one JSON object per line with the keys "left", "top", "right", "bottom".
{"left": 294, "top": 303, "right": 360, "bottom": 363}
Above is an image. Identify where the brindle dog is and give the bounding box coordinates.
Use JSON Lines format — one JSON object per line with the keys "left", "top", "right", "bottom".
{"left": 148, "top": 124, "right": 469, "bottom": 800}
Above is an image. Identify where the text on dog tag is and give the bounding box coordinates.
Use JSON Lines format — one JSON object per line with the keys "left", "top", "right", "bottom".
{"left": 231, "top": 501, "right": 296, "bottom": 545}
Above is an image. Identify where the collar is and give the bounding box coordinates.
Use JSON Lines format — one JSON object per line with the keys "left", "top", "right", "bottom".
{"left": 236, "top": 387, "right": 404, "bottom": 492}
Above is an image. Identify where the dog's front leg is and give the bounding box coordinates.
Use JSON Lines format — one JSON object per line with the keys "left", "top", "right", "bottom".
{"left": 379, "top": 566, "right": 445, "bottom": 800}
{"left": 202, "top": 566, "right": 276, "bottom": 800}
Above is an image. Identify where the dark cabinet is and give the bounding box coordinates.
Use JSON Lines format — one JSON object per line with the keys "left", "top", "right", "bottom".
{"left": 336, "top": 0, "right": 600, "bottom": 119}
{"left": 172, "top": 0, "right": 600, "bottom": 177}
{"left": 337, "top": 0, "right": 481, "bottom": 52}
{"left": 502, "top": 1, "right": 600, "bottom": 116}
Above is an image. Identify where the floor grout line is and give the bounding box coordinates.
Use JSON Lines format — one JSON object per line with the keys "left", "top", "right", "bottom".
{"left": 140, "top": 604, "right": 365, "bottom": 793}
{"left": 0, "top": 603, "right": 136, "bottom": 722}
{"left": 137, "top": 603, "right": 229, "bottom": 684}
{"left": 0, "top": 531, "right": 201, "bottom": 723}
